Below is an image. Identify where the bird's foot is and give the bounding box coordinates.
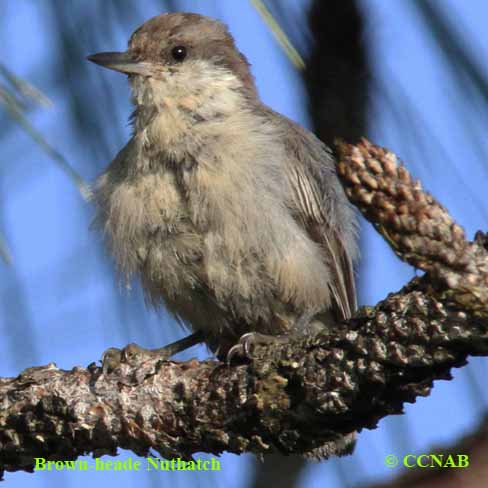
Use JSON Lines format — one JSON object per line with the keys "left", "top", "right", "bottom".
{"left": 101, "top": 343, "right": 160, "bottom": 375}
{"left": 101, "top": 331, "right": 204, "bottom": 375}
{"left": 226, "top": 332, "right": 287, "bottom": 364}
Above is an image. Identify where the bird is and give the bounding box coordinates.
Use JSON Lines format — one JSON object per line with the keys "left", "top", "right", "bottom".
{"left": 87, "top": 12, "right": 358, "bottom": 366}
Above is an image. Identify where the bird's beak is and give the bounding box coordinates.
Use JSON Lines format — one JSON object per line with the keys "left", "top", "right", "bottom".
{"left": 87, "top": 51, "right": 152, "bottom": 76}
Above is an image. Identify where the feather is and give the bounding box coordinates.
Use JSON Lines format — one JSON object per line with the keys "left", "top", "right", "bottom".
{"left": 262, "top": 107, "right": 358, "bottom": 321}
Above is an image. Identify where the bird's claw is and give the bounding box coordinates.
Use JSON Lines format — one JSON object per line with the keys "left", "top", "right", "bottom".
{"left": 101, "top": 347, "right": 123, "bottom": 375}
{"left": 101, "top": 343, "right": 169, "bottom": 375}
{"left": 226, "top": 332, "right": 285, "bottom": 364}
{"left": 226, "top": 333, "right": 256, "bottom": 364}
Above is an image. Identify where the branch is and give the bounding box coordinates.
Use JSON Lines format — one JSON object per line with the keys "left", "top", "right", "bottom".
{"left": 1, "top": 139, "right": 487, "bottom": 478}
{"left": 336, "top": 139, "right": 488, "bottom": 315}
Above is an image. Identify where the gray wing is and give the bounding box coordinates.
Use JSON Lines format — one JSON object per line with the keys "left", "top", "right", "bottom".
{"left": 269, "top": 108, "right": 358, "bottom": 321}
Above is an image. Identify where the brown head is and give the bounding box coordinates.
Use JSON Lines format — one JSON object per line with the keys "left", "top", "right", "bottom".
{"left": 87, "top": 13, "right": 258, "bottom": 104}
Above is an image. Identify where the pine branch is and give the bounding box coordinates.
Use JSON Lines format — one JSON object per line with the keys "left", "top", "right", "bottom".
{"left": 1, "top": 139, "right": 487, "bottom": 478}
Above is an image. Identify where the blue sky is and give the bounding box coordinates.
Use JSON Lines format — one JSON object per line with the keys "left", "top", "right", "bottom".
{"left": 1, "top": 1, "right": 487, "bottom": 487}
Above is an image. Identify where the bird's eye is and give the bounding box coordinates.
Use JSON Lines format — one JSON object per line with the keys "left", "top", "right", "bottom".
{"left": 171, "top": 45, "right": 187, "bottom": 62}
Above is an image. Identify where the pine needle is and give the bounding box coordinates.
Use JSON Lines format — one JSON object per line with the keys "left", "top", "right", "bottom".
{"left": 0, "top": 86, "right": 92, "bottom": 201}
{"left": 250, "top": 0, "right": 305, "bottom": 70}
{"left": 0, "top": 234, "right": 12, "bottom": 265}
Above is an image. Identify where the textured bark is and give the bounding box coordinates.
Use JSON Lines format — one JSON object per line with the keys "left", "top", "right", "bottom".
{"left": 1, "top": 140, "right": 487, "bottom": 478}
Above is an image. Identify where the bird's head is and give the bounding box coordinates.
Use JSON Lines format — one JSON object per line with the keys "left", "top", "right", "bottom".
{"left": 88, "top": 13, "right": 258, "bottom": 115}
